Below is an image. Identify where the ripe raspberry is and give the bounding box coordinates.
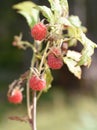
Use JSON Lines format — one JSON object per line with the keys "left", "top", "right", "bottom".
{"left": 29, "top": 75, "right": 46, "bottom": 91}
{"left": 31, "top": 23, "right": 47, "bottom": 41}
{"left": 8, "top": 89, "right": 23, "bottom": 104}
{"left": 47, "top": 47, "right": 63, "bottom": 69}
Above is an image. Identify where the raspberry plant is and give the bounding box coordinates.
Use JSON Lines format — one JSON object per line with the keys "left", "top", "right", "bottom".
{"left": 7, "top": 0, "right": 97, "bottom": 130}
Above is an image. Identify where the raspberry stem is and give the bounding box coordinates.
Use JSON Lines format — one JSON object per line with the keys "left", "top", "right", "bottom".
{"left": 26, "top": 75, "right": 32, "bottom": 120}
{"left": 39, "top": 41, "right": 50, "bottom": 73}
{"left": 32, "top": 91, "right": 37, "bottom": 130}
{"left": 26, "top": 43, "right": 36, "bottom": 125}
{"left": 26, "top": 40, "right": 49, "bottom": 129}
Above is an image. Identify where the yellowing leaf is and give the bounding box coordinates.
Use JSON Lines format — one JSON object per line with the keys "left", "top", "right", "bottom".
{"left": 13, "top": 1, "right": 36, "bottom": 11}
{"left": 48, "top": 0, "right": 61, "bottom": 13}
{"left": 18, "top": 9, "right": 39, "bottom": 27}
{"left": 63, "top": 57, "right": 82, "bottom": 79}
{"left": 58, "top": 17, "right": 72, "bottom": 26}
{"left": 68, "top": 38, "right": 77, "bottom": 47}
{"left": 77, "top": 30, "right": 97, "bottom": 67}
{"left": 38, "top": 6, "right": 54, "bottom": 24}
{"left": 60, "top": 0, "right": 69, "bottom": 16}
{"left": 68, "top": 22, "right": 97, "bottom": 67}
{"left": 69, "top": 15, "right": 82, "bottom": 27}
{"left": 48, "top": 0, "right": 69, "bottom": 17}
{"left": 48, "top": 0, "right": 62, "bottom": 23}
{"left": 66, "top": 50, "right": 82, "bottom": 62}
{"left": 13, "top": 1, "right": 36, "bottom": 10}
{"left": 13, "top": 1, "right": 39, "bottom": 27}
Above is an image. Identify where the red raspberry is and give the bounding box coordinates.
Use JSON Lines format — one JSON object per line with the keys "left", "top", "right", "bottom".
{"left": 8, "top": 89, "right": 23, "bottom": 104}
{"left": 29, "top": 75, "right": 46, "bottom": 91}
{"left": 47, "top": 47, "right": 63, "bottom": 69}
{"left": 31, "top": 23, "right": 47, "bottom": 41}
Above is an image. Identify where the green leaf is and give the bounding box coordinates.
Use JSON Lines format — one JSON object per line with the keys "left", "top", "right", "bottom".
{"left": 60, "top": 0, "right": 69, "bottom": 16}
{"left": 48, "top": 0, "right": 62, "bottom": 22}
{"left": 66, "top": 50, "right": 81, "bottom": 62}
{"left": 48, "top": 0, "right": 61, "bottom": 12}
{"left": 13, "top": 1, "right": 36, "bottom": 11}
{"left": 68, "top": 38, "right": 77, "bottom": 47}
{"left": 68, "top": 26, "right": 79, "bottom": 39}
{"left": 58, "top": 17, "right": 71, "bottom": 26}
{"left": 44, "top": 68, "right": 53, "bottom": 92}
{"left": 77, "top": 30, "right": 97, "bottom": 66}
{"left": 48, "top": 0, "right": 69, "bottom": 17}
{"left": 69, "top": 15, "right": 82, "bottom": 27}
{"left": 63, "top": 57, "right": 82, "bottom": 79}
{"left": 18, "top": 9, "right": 39, "bottom": 27}
{"left": 13, "top": 1, "right": 39, "bottom": 27}
{"left": 68, "top": 23, "right": 97, "bottom": 67}
{"left": 37, "top": 6, "right": 54, "bottom": 24}
{"left": 77, "top": 46, "right": 92, "bottom": 67}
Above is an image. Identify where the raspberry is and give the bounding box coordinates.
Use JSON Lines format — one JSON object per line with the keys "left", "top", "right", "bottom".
{"left": 29, "top": 75, "right": 46, "bottom": 91}
{"left": 8, "top": 89, "right": 23, "bottom": 104}
{"left": 47, "top": 47, "right": 63, "bottom": 69}
{"left": 31, "top": 23, "right": 47, "bottom": 41}
{"left": 51, "top": 47, "right": 62, "bottom": 56}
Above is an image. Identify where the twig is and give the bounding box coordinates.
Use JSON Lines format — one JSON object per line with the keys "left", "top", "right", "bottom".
{"left": 32, "top": 91, "right": 37, "bottom": 130}
{"left": 8, "top": 116, "right": 28, "bottom": 123}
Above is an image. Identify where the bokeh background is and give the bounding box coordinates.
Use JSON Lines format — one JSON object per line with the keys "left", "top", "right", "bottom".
{"left": 0, "top": 0, "right": 97, "bottom": 130}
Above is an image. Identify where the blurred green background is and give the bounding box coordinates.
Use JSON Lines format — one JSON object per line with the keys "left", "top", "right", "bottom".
{"left": 0, "top": 0, "right": 97, "bottom": 130}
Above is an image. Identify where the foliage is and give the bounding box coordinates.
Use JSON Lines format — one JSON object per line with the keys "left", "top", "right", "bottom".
{"left": 7, "top": 0, "right": 97, "bottom": 130}
{"left": 12, "top": 0, "right": 97, "bottom": 79}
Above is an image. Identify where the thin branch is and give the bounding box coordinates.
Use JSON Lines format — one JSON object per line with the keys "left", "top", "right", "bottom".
{"left": 39, "top": 41, "right": 50, "bottom": 73}
{"left": 37, "top": 91, "right": 43, "bottom": 101}
{"left": 8, "top": 116, "right": 28, "bottom": 123}
{"left": 26, "top": 53, "right": 36, "bottom": 120}
{"left": 26, "top": 78, "right": 32, "bottom": 120}
{"left": 32, "top": 91, "right": 37, "bottom": 130}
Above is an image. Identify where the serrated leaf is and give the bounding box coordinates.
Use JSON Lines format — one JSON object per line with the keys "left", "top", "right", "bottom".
{"left": 60, "top": 0, "right": 69, "bottom": 16}
{"left": 77, "top": 47, "right": 92, "bottom": 67}
{"left": 44, "top": 68, "right": 53, "bottom": 92}
{"left": 77, "top": 30, "right": 97, "bottom": 66}
{"left": 13, "top": 1, "right": 36, "bottom": 13}
{"left": 69, "top": 15, "right": 82, "bottom": 27}
{"left": 66, "top": 50, "right": 82, "bottom": 62}
{"left": 48, "top": 0, "right": 62, "bottom": 22}
{"left": 13, "top": 1, "right": 39, "bottom": 27}
{"left": 68, "top": 23, "right": 97, "bottom": 67}
{"left": 68, "top": 26, "right": 79, "bottom": 38}
{"left": 58, "top": 17, "right": 71, "bottom": 26}
{"left": 77, "top": 40, "right": 96, "bottom": 67}
{"left": 63, "top": 57, "right": 82, "bottom": 79}
{"left": 18, "top": 9, "right": 39, "bottom": 27}
{"left": 37, "top": 6, "right": 54, "bottom": 24}
{"left": 48, "top": 0, "right": 68, "bottom": 17}
{"left": 48, "top": 0, "right": 61, "bottom": 12}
